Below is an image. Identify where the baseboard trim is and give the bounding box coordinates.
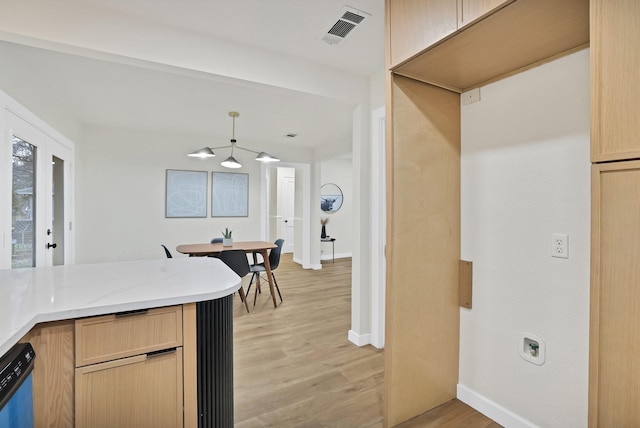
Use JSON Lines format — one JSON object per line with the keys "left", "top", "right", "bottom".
{"left": 293, "top": 257, "right": 322, "bottom": 270}
{"left": 320, "top": 252, "right": 352, "bottom": 261}
{"left": 457, "top": 384, "right": 538, "bottom": 428}
{"left": 348, "top": 330, "right": 371, "bottom": 347}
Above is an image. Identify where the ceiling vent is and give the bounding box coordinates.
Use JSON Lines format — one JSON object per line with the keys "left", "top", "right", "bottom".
{"left": 321, "top": 6, "right": 371, "bottom": 46}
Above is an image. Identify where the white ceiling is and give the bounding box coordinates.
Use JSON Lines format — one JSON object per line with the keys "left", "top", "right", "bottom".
{"left": 0, "top": 0, "right": 385, "bottom": 155}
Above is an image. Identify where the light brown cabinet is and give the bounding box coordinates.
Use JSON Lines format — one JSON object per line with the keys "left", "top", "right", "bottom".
{"left": 385, "top": 0, "right": 589, "bottom": 427}
{"left": 76, "top": 349, "right": 184, "bottom": 428}
{"left": 386, "top": 0, "right": 514, "bottom": 69}
{"left": 590, "top": 162, "right": 640, "bottom": 427}
{"left": 456, "top": 0, "right": 511, "bottom": 27}
{"left": 387, "top": 0, "right": 457, "bottom": 67}
{"left": 589, "top": 1, "right": 640, "bottom": 425}
{"left": 75, "top": 306, "right": 184, "bottom": 428}
{"left": 590, "top": 0, "right": 640, "bottom": 162}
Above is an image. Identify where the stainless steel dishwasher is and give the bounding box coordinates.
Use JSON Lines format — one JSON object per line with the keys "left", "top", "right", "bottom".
{"left": 0, "top": 343, "right": 36, "bottom": 428}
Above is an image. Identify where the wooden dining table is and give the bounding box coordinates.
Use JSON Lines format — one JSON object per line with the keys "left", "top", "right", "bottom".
{"left": 176, "top": 241, "right": 279, "bottom": 307}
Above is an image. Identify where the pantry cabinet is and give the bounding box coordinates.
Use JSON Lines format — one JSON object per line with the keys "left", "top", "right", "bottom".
{"left": 590, "top": 0, "right": 640, "bottom": 162}
{"left": 589, "top": 1, "right": 640, "bottom": 425}
{"left": 590, "top": 162, "right": 640, "bottom": 427}
{"left": 384, "top": 0, "right": 589, "bottom": 426}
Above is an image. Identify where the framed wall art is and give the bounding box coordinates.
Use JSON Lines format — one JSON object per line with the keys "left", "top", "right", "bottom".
{"left": 212, "top": 172, "right": 249, "bottom": 217}
{"left": 165, "top": 169, "right": 208, "bottom": 218}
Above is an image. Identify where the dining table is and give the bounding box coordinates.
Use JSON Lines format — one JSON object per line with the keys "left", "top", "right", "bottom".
{"left": 176, "top": 241, "right": 279, "bottom": 307}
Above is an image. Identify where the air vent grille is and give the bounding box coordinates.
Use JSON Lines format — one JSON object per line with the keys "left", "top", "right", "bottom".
{"left": 342, "top": 11, "right": 365, "bottom": 24}
{"left": 320, "top": 6, "right": 371, "bottom": 45}
{"left": 328, "top": 20, "right": 356, "bottom": 38}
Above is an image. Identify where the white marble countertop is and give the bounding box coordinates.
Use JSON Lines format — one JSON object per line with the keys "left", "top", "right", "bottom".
{"left": 0, "top": 257, "right": 240, "bottom": 357}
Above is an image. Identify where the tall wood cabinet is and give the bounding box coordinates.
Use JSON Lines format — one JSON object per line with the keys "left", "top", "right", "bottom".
{"left": 591, "top": 162, "right": 640, "bottom": 426}
{"left": 589, "top": 1, "right": 640, "bottom": 426}
{"left": 384, "top": 0, "right": 589, "bottom": 426}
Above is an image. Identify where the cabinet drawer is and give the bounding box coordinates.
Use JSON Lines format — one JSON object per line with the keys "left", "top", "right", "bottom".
{"left": 76, "top": 305, "right": 182, "bottom": 367}
{"left": 76, "top": 347, "right": 183, "bottom": 428}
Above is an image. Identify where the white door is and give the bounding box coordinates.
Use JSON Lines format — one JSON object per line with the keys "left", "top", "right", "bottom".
{"left": 8, "top": 111, "right": 72, "bottom": 268}
{"left": 281, "top": 173, "right": 295, "bottom": 253}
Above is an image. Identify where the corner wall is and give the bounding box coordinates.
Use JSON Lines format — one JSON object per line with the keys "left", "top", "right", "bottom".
{"left": 459, "top": 49, "right": 590, "bottom": 427}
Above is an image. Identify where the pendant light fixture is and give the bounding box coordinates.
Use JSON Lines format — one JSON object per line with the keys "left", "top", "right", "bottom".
{"left": 188, "top": 111, "right": 280, "bottom": 168}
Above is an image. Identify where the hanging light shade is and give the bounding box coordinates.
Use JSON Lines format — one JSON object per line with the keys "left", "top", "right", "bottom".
{"left": 221, "top": 156, "right": 242, "bottom": 168}
{"left": 187, "top": 147, "right": 215, "bottom": 158}
{"left": 187, "top": 111, "right": 280, "bottom": 168}
{"left": 220, "top": 139, "right": 242, "bottom": 168}
{"left": 255, "top": 151, "right": 280, "bottom": 162}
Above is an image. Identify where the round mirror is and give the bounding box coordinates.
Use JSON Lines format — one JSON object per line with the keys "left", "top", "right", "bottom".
{"left": 320, "top": 183, "right": 343, "bottom": 213}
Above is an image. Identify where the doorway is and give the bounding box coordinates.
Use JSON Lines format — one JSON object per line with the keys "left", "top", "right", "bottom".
{"left": 6, "top": 110, "right": 73, "bottom": 268}
{"left": 261, "top": 162, "right": 311, "bottom": 268}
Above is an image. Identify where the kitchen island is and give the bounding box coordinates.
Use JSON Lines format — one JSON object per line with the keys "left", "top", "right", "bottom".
{"left": 0, "top": 257, "right": 240, "bottom": 427}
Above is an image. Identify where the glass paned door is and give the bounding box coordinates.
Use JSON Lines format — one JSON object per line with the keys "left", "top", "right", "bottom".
{"left": 6, "top": 110, "right": 73, "bottom": 268}
{"left": 51, "top": 155, "right": 64, "bottom": 265}
{"left": 11, "top": 137, "right": 36, "bottom": 268}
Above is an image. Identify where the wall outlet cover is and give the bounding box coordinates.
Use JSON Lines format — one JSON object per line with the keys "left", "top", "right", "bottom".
{"left": 518, "top": 332, "right": 546, "bottom": 365}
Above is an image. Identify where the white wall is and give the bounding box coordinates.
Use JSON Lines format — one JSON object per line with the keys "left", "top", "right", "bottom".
{"left": 459, "top": 50, "right": 590, "bottom": 427}
{"left": 75, "top": 125, "right": 312, "bottom": 263}
{"left": 319, "top": 157, "right": 353, "bottom": 259}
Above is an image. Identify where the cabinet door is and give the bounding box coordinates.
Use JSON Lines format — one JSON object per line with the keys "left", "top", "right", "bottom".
{"left": 76, "top": 348, "right": 184, "bottom": 428}
{"left": 590, "top": 162, "right": 640, "bottom": 426}
{"left": 457, "top": 0, "right": 511, "bottom": 27}
{"left": 591, "top": 0, "right": 640, "bottom": 161}
{"left": 387, "top": 0, "right": 457, "bottom": 67}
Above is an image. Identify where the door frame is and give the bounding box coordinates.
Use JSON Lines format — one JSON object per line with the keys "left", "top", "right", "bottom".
{"left": 260, "top": 161, "right": 311, "bottom": 268}
{"left": 1, "top": 102, "right": 74, "bottom": 268}
{"left": 370, "top": 106, "right": 386, "bottom": 349}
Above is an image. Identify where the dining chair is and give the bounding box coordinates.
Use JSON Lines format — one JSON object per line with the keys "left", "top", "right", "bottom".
{"left": 217, "top": 249, "right": 251, "bottom": 313}
{"left": 161, "top": 244, "right": 173, "bottom": 258}
{"left": 247, "top": 239, "right": 284, "bottom": 306}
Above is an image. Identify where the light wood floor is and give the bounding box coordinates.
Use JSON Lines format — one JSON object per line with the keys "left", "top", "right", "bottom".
{"left": 233, "top": 254, "right": 501, "bottom": 427}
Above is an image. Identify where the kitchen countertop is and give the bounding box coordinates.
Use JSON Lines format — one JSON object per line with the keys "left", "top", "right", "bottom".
{"left": 0, "top": 257, "right": 240, "bottom": 357}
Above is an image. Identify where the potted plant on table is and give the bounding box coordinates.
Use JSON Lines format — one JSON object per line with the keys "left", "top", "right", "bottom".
{"left": 222, "top": 228, "right": 233, "bottom": 247}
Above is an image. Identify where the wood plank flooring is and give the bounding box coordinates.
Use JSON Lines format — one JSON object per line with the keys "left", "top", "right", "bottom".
{"left": 233, "top": 255, "right": 501, "bottom": 427}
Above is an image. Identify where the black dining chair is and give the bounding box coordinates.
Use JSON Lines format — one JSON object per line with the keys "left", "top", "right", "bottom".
{"left": 217, "top": 250, "right": 251, "bottom": 313}
{"left": 207, "top": 237, "right": 223, "bottom": 258}
{"left": 161, "top": 244, "right": 173, "bottom": 258}
{"left": 247, "top": 239, "right": 284, "bottom": 306}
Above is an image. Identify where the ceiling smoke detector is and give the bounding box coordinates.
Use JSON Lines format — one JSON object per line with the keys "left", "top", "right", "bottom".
{"left": 320, "top": 6, "right": 371, "bottom": 46}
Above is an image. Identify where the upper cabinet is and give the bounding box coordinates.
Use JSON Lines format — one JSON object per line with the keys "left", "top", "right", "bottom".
{"left": 591, "top": 0, "right": 640, "bottom": 162}
{"left": 457, "top": 0, "right": 511, "bottom": 28}
{"left": 387, "top": 0, "right": 457, "bottom": 68}
{"left": 388, "top": 0, "right": 589, "bottom": 93}
{"left": 387, "top": 0, "right": 512, "bottom": 68}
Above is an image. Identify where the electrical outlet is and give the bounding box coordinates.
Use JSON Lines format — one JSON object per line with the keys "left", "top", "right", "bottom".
{"left": 551, "top": 233, "right": 568, "bottom": 259}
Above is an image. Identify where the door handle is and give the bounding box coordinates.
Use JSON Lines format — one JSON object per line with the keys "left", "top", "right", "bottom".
{"left": 46, "top": 243, "right": 57, "bottom": 249}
